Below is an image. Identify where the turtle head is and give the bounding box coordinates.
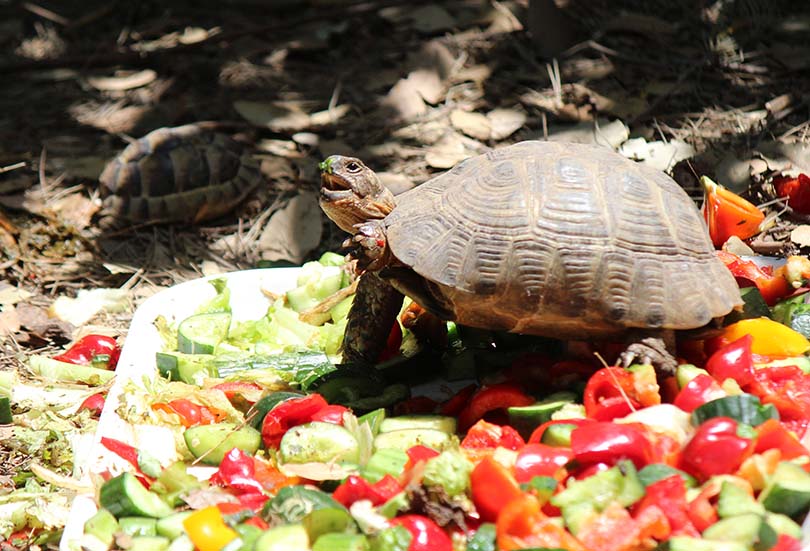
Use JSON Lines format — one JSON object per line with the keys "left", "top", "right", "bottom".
{"left": 319, "top": 155, "right": 396, "bottom": 234}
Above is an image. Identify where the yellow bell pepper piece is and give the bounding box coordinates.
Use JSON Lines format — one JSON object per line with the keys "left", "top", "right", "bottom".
{"left": 183, "top": 506, "right": 239, "bottom": 551}
{"left": 720, "top": 318, "right": 810, "bottom": 357}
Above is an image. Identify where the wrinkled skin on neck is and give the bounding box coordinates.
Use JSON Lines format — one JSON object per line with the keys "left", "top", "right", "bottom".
{"left": 319, "top": 155, "right": 396, "bottom": 234}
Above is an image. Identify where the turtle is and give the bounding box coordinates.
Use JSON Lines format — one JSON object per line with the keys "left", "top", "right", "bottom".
{"left": 98, "top": 124, "right": 262, "bottom": 227}
{"left": 318, "top": 140, "right": 743, "bottom": 372}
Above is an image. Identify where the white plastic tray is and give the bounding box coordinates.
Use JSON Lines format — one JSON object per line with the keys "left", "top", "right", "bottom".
{"left": 61, "top": 268, "right": 301, "bottom": 551}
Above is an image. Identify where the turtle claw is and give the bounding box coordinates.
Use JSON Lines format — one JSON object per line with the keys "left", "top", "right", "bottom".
{"left": 619, "top": 337, "right": 678, "bottom": 377}
{"left": 346, "top": 221, "right": 389, "bottom": 272}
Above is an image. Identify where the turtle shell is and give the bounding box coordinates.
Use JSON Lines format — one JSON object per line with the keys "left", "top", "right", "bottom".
{"left": 383, "top": 141, "right": 742, "bottom": 338}
{"left": 99, "top": 124, "right": 261, "bottom": 224}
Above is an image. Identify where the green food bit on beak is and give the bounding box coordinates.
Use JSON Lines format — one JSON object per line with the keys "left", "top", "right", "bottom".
{"left": 319, "top": 158, "right": 333, "bottom": 173}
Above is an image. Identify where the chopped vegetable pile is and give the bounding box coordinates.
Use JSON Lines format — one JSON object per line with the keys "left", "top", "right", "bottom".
{"left": 50, "top": 249, "right": 810, "bottom": 551}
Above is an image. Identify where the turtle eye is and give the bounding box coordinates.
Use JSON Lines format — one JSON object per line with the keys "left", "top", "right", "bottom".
{"left": 345, "top": 161, "right": 362, "bottom": 173}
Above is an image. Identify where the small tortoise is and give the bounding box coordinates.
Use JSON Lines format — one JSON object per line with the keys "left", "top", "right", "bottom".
{"left": 99, "top": 124, "right": 262, "bottom": 226}
{"left": 318, "top": 141, "right": 743, "bottom": 369}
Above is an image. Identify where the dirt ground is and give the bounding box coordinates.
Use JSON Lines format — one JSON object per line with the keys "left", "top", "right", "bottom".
{"left": 1, "top": 0, "right": 810, "bottom": 349}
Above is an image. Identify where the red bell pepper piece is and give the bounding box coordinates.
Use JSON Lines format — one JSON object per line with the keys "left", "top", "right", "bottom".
{"left": 209, "top": 448, "right": 264, "bottom": 495}
{"left": 716, "top": 251, "right": 791, "bottom": 305}
{"left": 378, "top": 321, "right": 403, "bottom": 362}
{"left": 310, "top": 404, "right": 348, "bottom": 424}
{"left": 471, "top": 456, "right": 524, "bottom": 522}
{"left": 79, "top": 393, "right": 106, "bottom": 416}
{"left": 261, "top": 393, "right": 329, "bottom": 448}
{"left": 513, "top": 443, "right": 573, "bottom": 483}
{"left": 458, "top": 384, "right": 535, "bottom": 431}
{"left": 680, "top": 417, "right": 755, "bottom": 481}
{"left": 770, "top": 534, "right": 804, "bottom": 551}
{"left": 702, "top": 178, "right": 764, "bottom": 248}
{"left": 704, "top": 334, "right": 755, "bottom": 386}
{"left": 54, "top": 334, "right": 120, "bottom": 369}
{"left": 333, "top": 474, "right": 402, "bottom": 507}
{"left": 100, "top": 437, "right": 154, "bottom": 485}
{"left": 633, "top": 475, "right": 699, "bottom": 537}
{"left": 745, "top": 365, "right": 810, "bottom": 428}
{"left": 583, "top": 366, "right": 658, "bottom": 421}
{"left": 461, "top": 419, "right": 525, "bottom": 451}
{"left": 528, "top": 418, "right": 593, "bottom": 445}
{"left": 672, "top": 374, "right": 725, "bottom": 413}
{"left": 773, "top": 173, "right": 810, "bottom": 214}
{"left": 152, "top": 399, "right": 228, "bottom": 428}
{"left": 570, "top": 422, "right": 653, "bottom": 469}
{"left": 211, "top": 381, "right": 262, "bottom": 403}
{"left": 405, "top": 445, "right": 440, "bottom": 469}
{"left": 496, "top": 494, "right": 589, "bottom": 551}
{"left": 389, "top": 515, "right": 452, "bottom": 551}
{"left": 438, "top": 384, "right": 477, "bottom": 417}
{"left": 755, "top": 419, "right": 809, "bottom": 460}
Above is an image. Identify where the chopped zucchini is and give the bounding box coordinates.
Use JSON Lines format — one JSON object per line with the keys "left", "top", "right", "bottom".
{"left": 373, "top": 428, "right": 454, "bottom": 452}
{"left": 253, "top": 524, "right": 309, "bottom": 551}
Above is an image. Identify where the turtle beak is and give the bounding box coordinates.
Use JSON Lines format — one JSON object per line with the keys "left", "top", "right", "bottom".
{"left": 320, "top": 172, "right": 355, "bottom": 204}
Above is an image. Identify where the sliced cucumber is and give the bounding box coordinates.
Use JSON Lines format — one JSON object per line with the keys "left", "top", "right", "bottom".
{"left": 183, "top": 423, "right": 261, "bottom": 465}
{"left": 373, "top": 428, "right": 454, "bottom": 452}
{"left": 637, "top": 463, "right": 696, "bottom": 489}
{"left": 758, "top": 461, "right": 810, "bottom": 517}
{"left": 263, "top": 486, "right": 346, "bottom": 523}
{"left": 702, "top": 513, "right": 776, "bottom": 550}
{"left": 691, "top": 394, "right": 778, "bottom": 427}
{"left": 155, "top": 511, "right": 192, "bottom": 539}
{"left": 303, "top": 507, "right": 355, "bottom": 542}
{"left": 279, "top": 421, "right": 360, "bottom": 465}
{"left": 27, "top": 355, "right": 114, "bottom": 385}
{"left": 253, "top": 523, "right": 309, "bottom": 551}
{"left": 0, "top": 396, "right": 11, "bottom": 424}
{"left": 362, "top": 448, "right": 408, "bottom": 483}
{"left": 128, "top": 536, "right": 171, "bottom": 551}
{"left": 99, "top": 473, "right": 174, "bottom": 518}
{"left": 508, "top": 392, "right": 576, "bottom": 438}
{"left": 313, "top": 533, "right": 369, "bottom": 551}
{"left": 177, "top": 312, "right": 232, "bottom": 354}
{"left": 155, "top": 352, "right": 217, "bottom": 383}
{"left": 119, "top": 517, "right": 157, "bottom": 537}
{"left": 83, "top": 509, "right": 118, "bottom": 547}
{"left": 379, "top": 415, "right": 456, "bottom": 434}
{"left": 540, "top": 423, "right": 578, "bottom": 447}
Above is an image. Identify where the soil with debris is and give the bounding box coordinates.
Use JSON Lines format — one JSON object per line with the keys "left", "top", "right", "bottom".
{"left": 1, "top": 0, "right": 810, "bottom": 350}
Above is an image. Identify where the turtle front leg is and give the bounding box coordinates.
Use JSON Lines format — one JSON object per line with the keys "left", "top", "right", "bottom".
{"left": 342, "top": 271, "right": 404, "bottom": 365}
{"left": 619, "top": 330, "right": 678, "bottom": 377}
{"left": 344, "top": 220, "right": 392, "bottom": 272}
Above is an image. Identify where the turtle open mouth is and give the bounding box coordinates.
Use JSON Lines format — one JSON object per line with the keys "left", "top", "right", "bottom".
{"left": 320, "top": 172, "right": 351, "bottom": 192}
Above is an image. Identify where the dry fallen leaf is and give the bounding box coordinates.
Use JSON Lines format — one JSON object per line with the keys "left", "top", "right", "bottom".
{"left": 450, "top": 109, "right": 491, "bottom": 141}
{"left": 618, "top": 138, "right": 695, "bottom": 172}
{"left": 425, "top": 133, "right": 474, "bottom": 169}
{"left": 791, "top": 225, "right": 810, "bottom": 248}
{"left": 383, "top": 78, "right": 427, "bottom": 121}
{"left": 487, "top": 108, "right": 526, "bottom": 140}
{"left": 86, "top": 69, "right": 157, "bottom": 91}
{"left": 234, "top": 101, "right": 309, "bottom": 131}
{"left": 540, "top": 119, "right": 629, "bottom": 150}
{"left": 51, "top": 193, "right": 100, "bottom": 230}
{"left": 0, "top": 307, "right": 20, "bottom": 337}
{"left": 407, "top": 69, "right": 444, "bottom": 105}
{"left": 258, "top": 192, "right": 323, "bottom": 264}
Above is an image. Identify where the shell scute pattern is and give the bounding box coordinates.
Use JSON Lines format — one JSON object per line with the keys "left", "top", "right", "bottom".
{"left": 99, "top": 125, "right": 261, "bottom": 224}
{"left": 384, "top": 141, "right": 742, "bottom": 335}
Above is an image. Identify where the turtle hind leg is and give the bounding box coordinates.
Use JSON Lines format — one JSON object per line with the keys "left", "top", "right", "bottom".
{"left": 619, "top": 329, "right": 678, "bottom": 377}
{"left": 341, "top": 272, "right": 404, "bottom": 365}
